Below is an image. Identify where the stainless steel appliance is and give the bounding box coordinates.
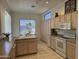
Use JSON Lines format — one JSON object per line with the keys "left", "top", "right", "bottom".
{"left": 55, "top": 37, "right": 66, "bottom": 58}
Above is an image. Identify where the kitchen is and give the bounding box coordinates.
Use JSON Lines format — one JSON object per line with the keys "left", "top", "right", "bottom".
{"left": 0, "top": 0, "right": 78, "bottom": 59}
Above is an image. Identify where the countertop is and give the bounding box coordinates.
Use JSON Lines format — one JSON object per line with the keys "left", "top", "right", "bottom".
{"left": 0, "top": 39, "right": 14, "bottom": 59}
{"left": 15, "top": 35, "right": 37, "bottom": 40}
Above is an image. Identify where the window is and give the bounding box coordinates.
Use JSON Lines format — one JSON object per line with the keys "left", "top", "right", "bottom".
{"left": 20, "top": 19, "right": 35, "bottom": 36}
{"left": 44, "top": 11, "right": 52, "bottom": 21}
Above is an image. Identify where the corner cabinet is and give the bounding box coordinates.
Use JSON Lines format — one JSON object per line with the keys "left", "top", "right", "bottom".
{"left": 71, "top": 11, "right": 78, "bottom": 29}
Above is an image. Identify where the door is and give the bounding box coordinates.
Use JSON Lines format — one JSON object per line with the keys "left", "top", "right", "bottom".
{"left": 45, "top": 20, "right": 51, "bottom": 47}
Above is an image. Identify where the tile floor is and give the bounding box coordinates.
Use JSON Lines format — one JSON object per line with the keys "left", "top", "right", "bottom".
{"left": 16, "top": 41, "right": 64, "bottom": 59}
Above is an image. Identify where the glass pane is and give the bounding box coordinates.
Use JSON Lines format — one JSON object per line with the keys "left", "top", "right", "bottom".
{"left": 20, "top": 19, "right": 35, "bottom": 36}
{"left": 44, "top": 12, "right": 52, "bottom": 21}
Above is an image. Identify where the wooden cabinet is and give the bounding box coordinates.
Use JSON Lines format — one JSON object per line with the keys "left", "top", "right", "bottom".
{"left": 67, "top": 42, "right": 76, "bottom": 59}
{"left": 28, "top": 39, "right": 37, "bottom": 53}
{"left": 16, "top": 40, "right": 28, "bottom": 56}
{"left": 60, "top": 15, "right": 65, "bottom": 23}
{"left": 15, "top": 39, "right": 37, "bottom": 56}
{"left": 65, "top": 13, "right": 71, "bottom": 23}
{"left": 52, "top": 11, "right": 77, "bottom": 29}
{"left": 54, "top": 17, "right": 60, "bottom": 28}
{"left": 71, "top": 11, "right": 78, "bottom": 29}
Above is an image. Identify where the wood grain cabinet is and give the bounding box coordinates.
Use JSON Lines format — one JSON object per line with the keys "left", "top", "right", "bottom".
{"left": 15, "top": 40, "right": 28, "bottom": 56}
{"left": 54, "top": 17, "right": 60, "bottom": 28}
{"left": 71, "top": 11, "right": 78, "bottom": 29}
{"left": 65, "top": 13, "right": 71, "bottom": 23}
{"left": 15, "top": 39, "right": 37, "bottom": 56}
{"left": 67, "top": 42, "right": 76, "bottom": 59}
{"left": 27, "top": 39, "right": 37, "bottom": 53}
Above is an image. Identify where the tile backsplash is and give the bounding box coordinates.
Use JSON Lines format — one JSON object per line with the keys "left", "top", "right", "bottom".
{"left": 56, "top": 29, "right": 76, "bottom": 37}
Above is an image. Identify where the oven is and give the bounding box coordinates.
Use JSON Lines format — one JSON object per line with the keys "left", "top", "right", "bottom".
{"left": 55, "top": 37, "right": 66, "bottom": 58}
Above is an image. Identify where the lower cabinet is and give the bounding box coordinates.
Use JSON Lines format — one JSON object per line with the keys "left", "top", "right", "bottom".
{"left": 67, "top": 42, "right": 76, "bottom": 59}
{"left": 27, "top": 39, "right": 37, "bottom": 53}
{"left": 15, "top": 39, "right": 37, "bottom": 56}
{"left": 16, "top": 40, "right": 28, "bottom": 56}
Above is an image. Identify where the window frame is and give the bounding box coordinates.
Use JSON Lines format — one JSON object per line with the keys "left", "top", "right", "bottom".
{"left": 19, "top": 18, "right": 36, "bottom": 35}
{"left": 43, "top": 10, "right": 52, "bottom": 21}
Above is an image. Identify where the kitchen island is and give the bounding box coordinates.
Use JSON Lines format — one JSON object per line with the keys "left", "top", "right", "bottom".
{"left": 15, "top": 35, "right": 38, "bottom": 56}
{"left": 0, "top": 35, "right": 38, "bottom": 59}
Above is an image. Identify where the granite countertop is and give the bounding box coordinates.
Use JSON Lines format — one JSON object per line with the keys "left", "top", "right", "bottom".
{"left": 15, "top": 35, "right": 37, "bottom": 40}
{"left": 0, "top": 39, "right": 15, "bottom": 59}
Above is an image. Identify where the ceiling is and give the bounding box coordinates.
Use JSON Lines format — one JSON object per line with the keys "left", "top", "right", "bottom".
{"left": 1, "top": 0, "right": 66, "bottom": 14}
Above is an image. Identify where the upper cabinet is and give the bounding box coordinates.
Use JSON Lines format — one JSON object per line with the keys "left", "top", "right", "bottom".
{"left": 53, "top": 14, "right": 71, "bottom": 29}
{"left": 50, "top": 11, "right": 77, "bottom": 30}
{"left": 71, "top": 11, "right": 78, "bottom": 29}
{"left": 54, "top": 17, "right": 60, "bottom": 28}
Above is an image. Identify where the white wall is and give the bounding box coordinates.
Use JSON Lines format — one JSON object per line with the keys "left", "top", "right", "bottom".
{"left": 11, "top": 12, "right": 41, "bottom": 39}
{"left": 0, "top": 6, "right": 11, "bottom": 33}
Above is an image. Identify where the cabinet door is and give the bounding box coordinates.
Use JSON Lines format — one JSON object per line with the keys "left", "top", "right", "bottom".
{"left": 71, "top": 11, "right": 78, "bottom": 29}
{"left": 67, "top": 42, "right": 76, "bottom": 59}
{"left": 60, "top": 15, "right": 65, "bottom": 23}
{"left": 28, "top": 39, "right": 37, "bottom": 53}
{"left": 54, "top": 17, "right": 60, "bottom": 28}
{"left": 65, "top": 13, "right": 71, "bottom": 23}
{"left": 16, "top": 40, "right": 28, "bottom": 56}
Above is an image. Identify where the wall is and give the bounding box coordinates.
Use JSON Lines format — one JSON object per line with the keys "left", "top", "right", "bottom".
{"left": 11, "top": 12, "right": 41, "bottom": 40}
{"left": 0, "top": 4, "right": 11, "bottom": 33}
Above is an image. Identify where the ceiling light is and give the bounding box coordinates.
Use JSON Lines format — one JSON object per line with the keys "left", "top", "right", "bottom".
{"left": 45, "top": 1, "right": 49, "bottom": 4}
